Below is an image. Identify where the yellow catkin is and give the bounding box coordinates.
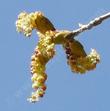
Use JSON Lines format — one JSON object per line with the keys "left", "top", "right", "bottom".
{"left": 16, "top": 11, "right": 56, "bottom": 37}
{"left": 27, "top": 31, "right": 55, "bottom": 103}
{"left": 63, "top": 39, "right": 100, "bottom": 74}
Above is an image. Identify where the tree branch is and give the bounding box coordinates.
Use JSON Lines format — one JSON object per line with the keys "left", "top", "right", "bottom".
{"left": 69, "top": 12, "right": 110, "bottom": 37}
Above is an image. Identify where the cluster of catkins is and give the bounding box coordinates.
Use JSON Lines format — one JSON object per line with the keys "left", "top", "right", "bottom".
{"left": 16, "top": 11, "right": 100, "bottom": 103}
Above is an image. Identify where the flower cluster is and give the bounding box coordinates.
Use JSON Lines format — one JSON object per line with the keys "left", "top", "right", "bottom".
{"left": 16, "top": 11, "right": 100, "bottom": 103}
{"left": 16, "top": 11, "right": 55, "bottom": 36}
{"left": 16, "top": 12, "right": 37, "bottom": 37}
{"left": 63, "top": 39, "right": 100, "bottom": 73}
{"left": 27, "top": 31, "right": 55, "bottom": 103}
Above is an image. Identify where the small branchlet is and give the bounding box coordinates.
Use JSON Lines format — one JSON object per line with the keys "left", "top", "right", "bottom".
{"left": 16, "top": 11, "right": 110, "bottom": 103}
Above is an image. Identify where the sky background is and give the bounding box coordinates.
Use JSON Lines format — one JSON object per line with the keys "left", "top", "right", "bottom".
{"left": 0, "top": 0, "right": 110, "bottom": 111}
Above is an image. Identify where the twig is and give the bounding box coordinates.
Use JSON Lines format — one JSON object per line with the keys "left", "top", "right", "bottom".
{"left": 69, "top": 12, "right": 110, "bottom": 37}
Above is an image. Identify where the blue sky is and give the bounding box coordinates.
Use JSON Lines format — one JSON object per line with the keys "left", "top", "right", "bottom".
{"left": 0, "top": 0, "right": 110, "bottom": 111}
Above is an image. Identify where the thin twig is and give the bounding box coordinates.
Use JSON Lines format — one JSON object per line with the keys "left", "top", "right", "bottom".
{"left": 69, "top": 12, "right": 110, "bottom": 37}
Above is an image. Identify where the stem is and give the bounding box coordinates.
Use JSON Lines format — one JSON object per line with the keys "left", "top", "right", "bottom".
{"left": 68, "top": 12, "right": 110, "bottom": 38}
